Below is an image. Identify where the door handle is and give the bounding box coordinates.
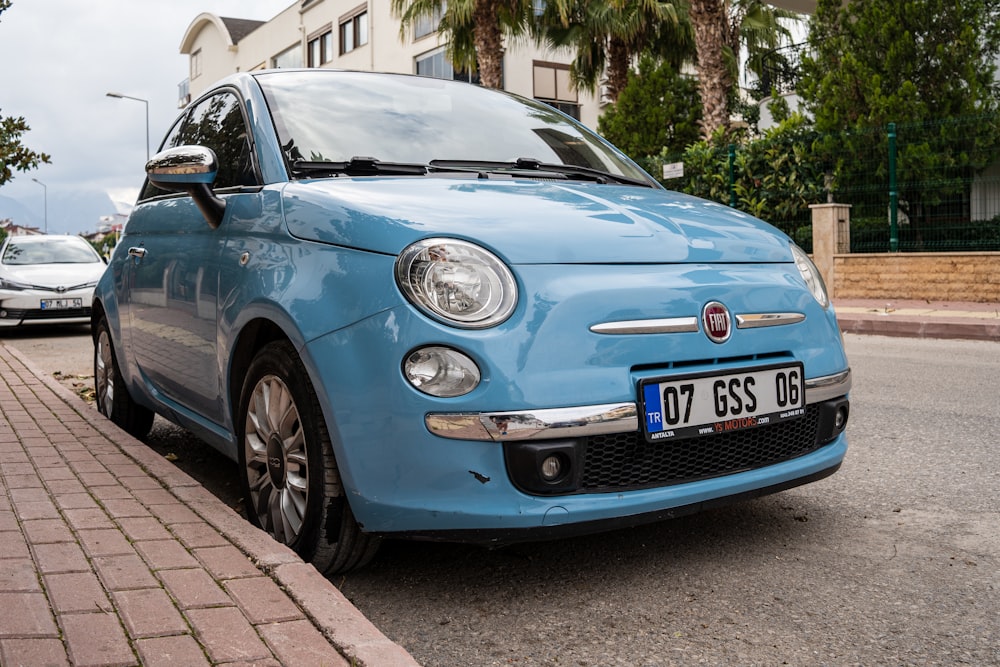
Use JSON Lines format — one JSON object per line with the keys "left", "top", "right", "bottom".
{"left": 128, "top": 247, "right": 147, "bottom": 258}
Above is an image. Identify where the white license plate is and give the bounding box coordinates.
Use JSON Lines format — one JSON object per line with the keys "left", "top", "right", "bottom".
{"left": 40, "top": 298, "right": 83, "bottom": 310}
{"left": 641, "top": 363, "right": 805, "bottom": 442}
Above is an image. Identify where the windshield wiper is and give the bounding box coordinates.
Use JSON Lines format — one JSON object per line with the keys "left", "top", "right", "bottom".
{"left": 291, "top": 156, "right": 428, "bottom": 177}
{"left": 428, "top": 158, "right": 653, "bottom": 187}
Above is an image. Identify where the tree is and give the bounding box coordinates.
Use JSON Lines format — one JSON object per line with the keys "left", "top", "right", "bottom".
{"left": 687, "top": 0, "right": 798, "bottom": 140}
{"left": 799, "top": 0, "right": 1000, "bottom": 240}
{"left": 0, "top": 2, "right": 51, "bottom": 186}
{"left": 597, "top": 55, "right": 701, "bottom": 160}
{"left": 538, "top": 0, "right": 692, "bottom": 104}
{"left": 391, "top": 0, "right": 534, "bottom": 89}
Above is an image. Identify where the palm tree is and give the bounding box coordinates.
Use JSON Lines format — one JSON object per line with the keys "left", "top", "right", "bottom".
{"left": 392, "top": 0, "right": 535, "bottom": 89}
{"left": 539, "top": 0, "right": 692, "bottom": 104}
{"left": 689, "top": 0, "right": 798, "bottom": 139}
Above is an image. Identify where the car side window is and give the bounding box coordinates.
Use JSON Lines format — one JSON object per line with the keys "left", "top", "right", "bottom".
{"left": 139, "top": 90, "right": 257, "bottom": 201}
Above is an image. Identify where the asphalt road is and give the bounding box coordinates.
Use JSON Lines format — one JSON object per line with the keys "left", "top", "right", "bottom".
{"left": 4, "top": 327, "right": 998, "bottom": 666}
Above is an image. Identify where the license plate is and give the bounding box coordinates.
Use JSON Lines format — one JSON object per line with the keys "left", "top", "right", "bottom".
{"left": 40, "top": 298, "right": 82, "bottom": 310}
{"left": 640, "top": 363, "right": 805, "bottom": 442}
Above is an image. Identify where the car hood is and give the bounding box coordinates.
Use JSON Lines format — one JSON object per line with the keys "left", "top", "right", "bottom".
{"left": 281, "top": 178, "right": 794, "bottom": 264}
{"left": 0, "top": 262, "right": 105, "bottom": 288}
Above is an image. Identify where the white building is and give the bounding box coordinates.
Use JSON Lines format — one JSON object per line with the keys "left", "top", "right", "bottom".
{"left": 179, "top": 1, "right": 601, "bottom": 127}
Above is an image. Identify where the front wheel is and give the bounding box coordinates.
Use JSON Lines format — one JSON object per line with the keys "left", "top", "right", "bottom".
{"left": 94, "top": 315, "right": 154, "bottom": 439}
{"left": 236, "top": 341, "right": 379, "bottom": 574}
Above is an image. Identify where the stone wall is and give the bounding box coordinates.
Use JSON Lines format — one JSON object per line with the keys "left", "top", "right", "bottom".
{"left": 832, "top": 253, "right": 1000, "bottom": 302}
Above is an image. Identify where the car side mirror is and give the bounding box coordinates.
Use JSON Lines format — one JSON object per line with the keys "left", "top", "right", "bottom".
{"left": 146, "top": 145, "right": 227, "bottom": 229}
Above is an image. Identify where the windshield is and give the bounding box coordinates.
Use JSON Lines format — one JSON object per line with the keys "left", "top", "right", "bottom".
{"left": 2, "top": 238, "right": 102, "bottom": 265}
{"left": 254, "top": 70, "right": 652, "bottom": 184}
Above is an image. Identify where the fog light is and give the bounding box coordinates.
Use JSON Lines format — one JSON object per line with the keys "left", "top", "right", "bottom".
{"left": 540, "top": 455, "right": 563, "bottom": 482}
{"left": 404, "top": 346, "right": 481, "bottom": 398}
{"left": 835, "top": 406, "right": 848, "bottom": 430}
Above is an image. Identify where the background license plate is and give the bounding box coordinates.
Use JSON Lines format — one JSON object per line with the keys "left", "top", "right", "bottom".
{"left": 41, "top": 298, "right": 82, "bottom": 310}
{"left": 641, "top": 363, "right": 805, "bottom": 442}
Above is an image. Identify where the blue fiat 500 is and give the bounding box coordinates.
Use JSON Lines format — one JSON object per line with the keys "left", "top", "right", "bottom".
{"left": 93, "top": 69, "right": 850, "bottom": 573}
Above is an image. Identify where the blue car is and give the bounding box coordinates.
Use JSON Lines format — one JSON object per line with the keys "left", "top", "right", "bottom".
{"left": 93, "top": 69, "right": 850, "bottom": 573}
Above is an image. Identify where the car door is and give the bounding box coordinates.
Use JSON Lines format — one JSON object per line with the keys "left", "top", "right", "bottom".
{"left": 126, "top": 90, "right": 258, "bottom": 426}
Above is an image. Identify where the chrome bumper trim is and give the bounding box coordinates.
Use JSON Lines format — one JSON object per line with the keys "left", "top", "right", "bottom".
{"left": 591, "top": 312, "right": 805, "bottom": 335}
{"left": 426, "top": 403, "right": 638, "bottom": 442}
{"left": 736, "top": 312, "right": 806, "bottom": 328}
{"left": 590, "top": 317, "right": 698, "bottom": 335}
{"left": 804, "top": 368, "right": 852, "bottom": 403}
{"left": 427, "top": 368, "right": 852, "bottom": 442}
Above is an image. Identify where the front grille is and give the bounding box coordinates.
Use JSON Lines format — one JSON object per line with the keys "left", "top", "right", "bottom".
{"left": 581, "top": 404, "right": 821, "bottom": 492}
{"left": 6, "top": 308, "right": 91, "bottom": 321}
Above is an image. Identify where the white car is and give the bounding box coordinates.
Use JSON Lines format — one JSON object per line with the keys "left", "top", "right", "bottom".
{"left": 0, "top": 234, "right": 106, "bottom": 327}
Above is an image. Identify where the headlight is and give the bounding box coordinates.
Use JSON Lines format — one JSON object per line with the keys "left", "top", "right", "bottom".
{"left": 790, "top": 243, "right": 829, "bottom": 308}
{"left": 395, "top": 238, "right": 517, "bottom": 328}
{"left": 0, "top": 277, "right": 30, "bottom": 291}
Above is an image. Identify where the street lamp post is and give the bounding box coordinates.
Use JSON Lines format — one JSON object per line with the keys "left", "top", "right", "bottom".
{"left": 106, "top": 92, "right": 150, "bottom": 161}
{"left": 31, "top": 178, "right": 47, "bottom": 234}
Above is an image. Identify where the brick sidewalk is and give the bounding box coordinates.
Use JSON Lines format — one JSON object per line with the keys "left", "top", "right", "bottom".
{"left": 0, "top": 343, "right": 418, "bottom": 667}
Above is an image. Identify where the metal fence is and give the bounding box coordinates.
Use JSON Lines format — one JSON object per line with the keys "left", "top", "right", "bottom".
{"left": 649, "top": 114, "right": 1000, "bottom": 254}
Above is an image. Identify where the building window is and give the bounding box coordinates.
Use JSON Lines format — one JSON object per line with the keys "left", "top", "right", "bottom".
{"left": 190, "top": 49, "right": 202, "bottom": 80}
{"left": 340, "top": 8, "right": 369, "bottom": 55}
{"left": 272, "top": 43, "right": 302, "bottom": 69}
{"left": 414, "top": 3, "right": 446, "bottom": 40}
{"left": 415, "top": 48, "right": 481, "bottom": 84}
{"left": 308, "top": 28, "right": 334, "bottom": 67}
{"left": 533, "top": 61, "right": 579, "bottom": 120}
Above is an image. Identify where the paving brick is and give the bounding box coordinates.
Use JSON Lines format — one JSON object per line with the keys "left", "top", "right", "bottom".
{"left": 92, "top": 554, "right": 160, "bottom": 591}
{"left": 185, "top": 606, "right": 271, "bottom": 664}
{"left": 37, "top": 467, "right": 76, "bottom": 482}
{"left": 115, "top": 517, "right": 172, "bottom": 542}
{"left": 134, "top": 539, "right": 199, "bottom": 571}
{"left": 135, "top": 634, "right": 211, "bottom": 667}
{"left": 22, "top": 518, "right": 75, "bottom": 544}
{"left": 113, "top": 588, "right": 188, "bottom": 639}
{"left": 0, "top": 592, "right": 59, "bottom": 637}
{"left": 146, "top": 502, "right": 202, "bottom": 526}
{"left": 77, "top": 529, "right": 135, "bottom": 558}
{"left": 42, "top": 479, "right": 87, "bottom": 496}
{"left": 63, "top": 508, "right": 114, "bottom": 531}
{"left": 135, "top": 489, "right": 181, "bottom": 507}
{"left": 44, "top": 572, "right": 112, "bottom": 614}
{"left": 10, "top": 487, "right": 50, "bottom": 503}
{"left": 0, "top": 530, "right": 30, "bottom": 559}
{"left": 258, "top": 619, "right": 349, "bottom": 666}
{"left": 0, "top": 637, "right": 69, "bottom": 666}
{"left": 158, "top": 568, "right": 231, "bottom": 609}
{"left": 61, "top": 611, "right": 136, "bottom": 667}
{"left": 0, "top": 510, "right": 18, "bottom": 531}
{"left": 2, "top": 475, "right": 44, "bottom": 490}
{"left": 193, "top": 545, "right": 259, "bottom": 580}
{"left": 54, "top": 492, "right": 99, "bottom": 511}
{"left": 222, "top": 576, "right": 304, "bottom": 624}
{"left": 0, "top": 559, "right": 42, "bottom": 592}
{"left": 90, "top": 484, "right": 134, "bottom": 500}
{"left": 99, "top": 498, "right": 151, "bottom": 520}
{"left": 169, "top": 522, "right": 229, "bottom": 549}
{"left": 32, "top": 542, "right": 90, "bottom": 575}
{"left": 78, "top": 471, "right": 118, "bottom": 488}
{"left": 13, "top": 499, "right": 60, "bottom": 521}
{"left": 67, "top": 458, "right": 105, "bottom": 474}
{"left": 119, "top": 476, "right": 163, "bottom": 492}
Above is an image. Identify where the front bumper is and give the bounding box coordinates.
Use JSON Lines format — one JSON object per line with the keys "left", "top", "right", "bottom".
{"left": 0, "top": 289, "right": 94, "bottom": 326}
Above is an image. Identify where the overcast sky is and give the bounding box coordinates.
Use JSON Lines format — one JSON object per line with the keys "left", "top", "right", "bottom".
{"left": 0, "top": 0, "right": 291, "bottom": 234}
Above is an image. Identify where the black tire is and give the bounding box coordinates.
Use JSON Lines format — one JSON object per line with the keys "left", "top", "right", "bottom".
{"left": 236, "top": 341, "right": 380, "bottom": 574}
{"left": 94, "top": 315, "right": 154, "bottom": 439}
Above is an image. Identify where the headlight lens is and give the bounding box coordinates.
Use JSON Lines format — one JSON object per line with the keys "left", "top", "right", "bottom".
{"left": 395, "top": 239, "right": 517, "bottom": 328}
{"left": 404, "top": 346, "right": 481, "bottom": 397}
{"left": 790, "top": 243, "right": 829, "bottom": 308}
{"left": 0, "top": 277, "right": 30, "bottom": 291}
